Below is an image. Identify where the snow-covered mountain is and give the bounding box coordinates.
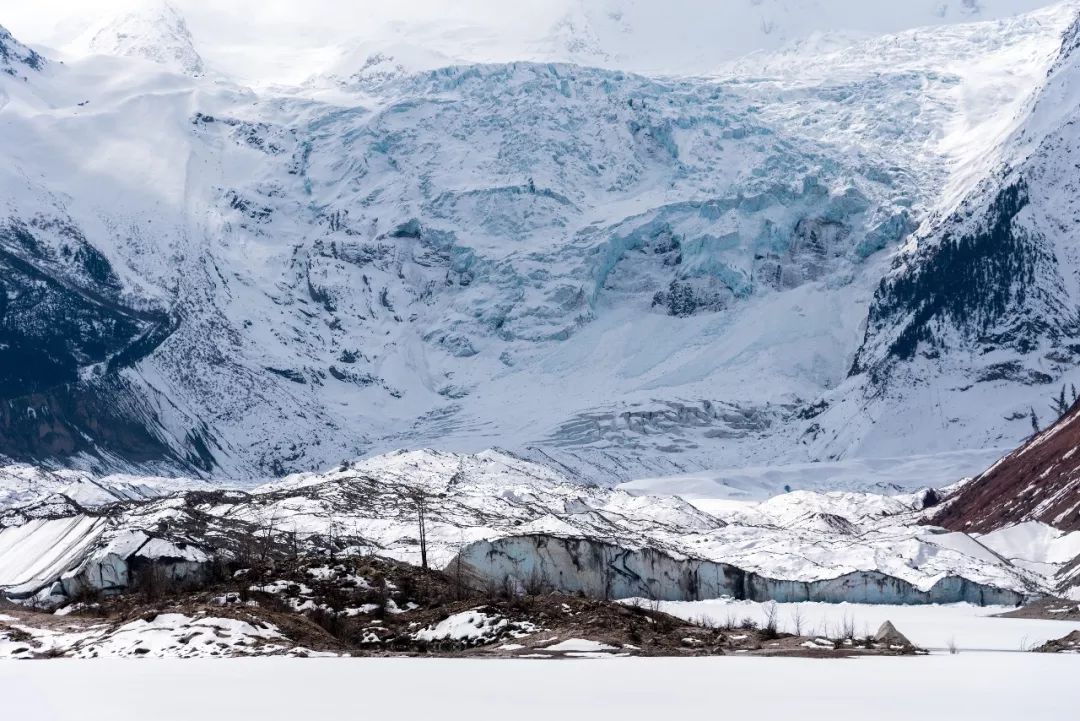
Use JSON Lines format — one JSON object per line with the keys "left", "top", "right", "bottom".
{"left": 69, "top": 1, "right": 205, "bottom": 76}
{"left": 0, "top": 23, "right": 43, "bottom": 79}
{"left": 813, "top": 8, "right": 1080, "bottom": 459}
{"left": 2, "top": 3, "right": 1080, "bottom": 481}
{"left": 319, "top": 0, "right": 1060, "bottom": 82}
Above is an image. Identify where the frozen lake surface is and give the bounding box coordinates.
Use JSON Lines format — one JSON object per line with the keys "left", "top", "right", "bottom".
{"left": 2, "top": 653, "right": 1076, "bottom": 721}
{"left": 645, "top": 600, "right": 1080, "bottom": 652}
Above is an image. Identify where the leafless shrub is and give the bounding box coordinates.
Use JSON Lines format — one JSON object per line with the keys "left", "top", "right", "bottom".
{"left": 308, "top": 607, "right": 347, "bottom": 639}
{"left": 946, "top": 637, "right": 959, "bottom": 655}
{"left": 840, "top": 613, "right": 856, "bottom": 641}
{"left": 484, "top": 574, "right": 515, "bottom": 602}
{"left": 693, "top": 614, "right": 716, "bottom": 631}
{"left": 67, "top": 584, "right": 103, "bottom": 609}
{"left": 132, "top": 565, "right": 179, "bottom": 602}
{"left": 523, "top": 569, "right": 552, "bottom": 597}
{"left": 644, "top": 581, "right": 663, "bottom": 613}
{"left": 761, "top": 602, "right": 779, "bottom": 640}
{"left": 259, "top": 509, "right": 280, "bottom": 565}
{"left": 791, "top": 605, "right": 804, "bottom": 636}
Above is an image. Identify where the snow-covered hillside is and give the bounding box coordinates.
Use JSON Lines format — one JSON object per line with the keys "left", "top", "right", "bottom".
{"left": 816, "top": 8, "right": 1080, "bottom": 459}
{"left": 2, "top": 4, "right": 1080, "bottom": 481}
{"left": 2, "top": 449, "right": 1077, "bottom": 606}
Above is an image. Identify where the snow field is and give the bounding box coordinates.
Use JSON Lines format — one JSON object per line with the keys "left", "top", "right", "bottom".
{"left": 0, "top": 654, "right": 1076, "bottom": 721}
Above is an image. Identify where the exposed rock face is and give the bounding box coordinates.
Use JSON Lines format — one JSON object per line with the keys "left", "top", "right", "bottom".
{"left": 455, "top": 535, "right": 1028, "bottom": 606}
{"left": 0, "top": 25, "right": 44, "bottom": 78}
{"left": 58, "top": 533, "right": 212, "bottom": 600}
{"left": 0, "top": 220, "right": 182, "bottom": 466}
{"left": 932, "top": 400, "right": 1080, "bottom": 533}
{"left": 851, "top": 181, "right": 1067, "bottom": 377}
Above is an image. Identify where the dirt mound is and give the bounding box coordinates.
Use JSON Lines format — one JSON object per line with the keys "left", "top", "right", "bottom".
{"left": 1033, "top": 630, "right": 1080, "bottom": 653}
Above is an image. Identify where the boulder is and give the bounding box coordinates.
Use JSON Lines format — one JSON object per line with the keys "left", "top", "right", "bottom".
{"left": 874, "top": 620, "right": 914, "bottom": 648}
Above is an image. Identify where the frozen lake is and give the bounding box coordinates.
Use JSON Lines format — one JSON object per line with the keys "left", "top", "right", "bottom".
{"left": 2, "top": 653, "right": 1076, "bottom": 721}
{"left": 644, "top": 600, "right": 1080, "bottom": 652}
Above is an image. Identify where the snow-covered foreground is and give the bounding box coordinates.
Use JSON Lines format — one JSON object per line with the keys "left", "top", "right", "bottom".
{"left": 1, "top": 655, "right": 1075, "bottom": 721}
{"left": 649, "top": 600, "right": 1080, "bottom": 652}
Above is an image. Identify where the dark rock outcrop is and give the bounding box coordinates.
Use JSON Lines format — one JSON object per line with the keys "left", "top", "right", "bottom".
{"left": 0, "top": 25, "right": 44, "bottom": 77}
{"left": 0, "top": 220, "right": 182, "bottom": 468}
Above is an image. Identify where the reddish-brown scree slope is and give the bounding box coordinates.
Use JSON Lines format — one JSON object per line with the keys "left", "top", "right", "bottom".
{"left": 932, "top": 401, "right": 1080, "bottom": 533}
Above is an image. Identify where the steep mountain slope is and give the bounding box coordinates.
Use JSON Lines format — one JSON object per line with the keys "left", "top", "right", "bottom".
{"left": 811, "top": 9, "right": 1080, "bottom": 460}
{"left": 1, "top": 6, "right": 1080, "bottom": 480}
{"left": 0, "top": 24, "right": 42, "bottom": 79}
{"left": 932, "top": 400, "right": 1080, "bottom": 532}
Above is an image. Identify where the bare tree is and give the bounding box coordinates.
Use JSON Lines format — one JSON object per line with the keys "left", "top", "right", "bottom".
{"left": 327, "top": 518, "right": 340, "bottom": 561}
{"left": 762, "top": 601, "right": 779, "bottom": 639}
{"left": 840, "top": 613, "right": 856, "bottom": 641}
{"left": 791, "top": 605, "right": 804, "bottom": 636}
{"left": 598, "top": 545, "right": 617, "bottom": 601}
{"left": 452, "top": 531, "right": 468, "bottom": 600}
{"left": 259, "top": 509, "right": 279, "bottom": 566}
{"left": 408, "top": 488, "right": 430, "bottom": 571}
{"left": 645, "top": 577, "right": 662, "bottom": 612}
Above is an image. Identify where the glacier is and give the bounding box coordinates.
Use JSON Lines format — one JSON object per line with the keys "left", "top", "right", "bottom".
{"left": 4, "top": 5, "right": 1080, "bottom": 481}
{"left": 2, "top": 449, "right": 1073, "bottom": 606}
